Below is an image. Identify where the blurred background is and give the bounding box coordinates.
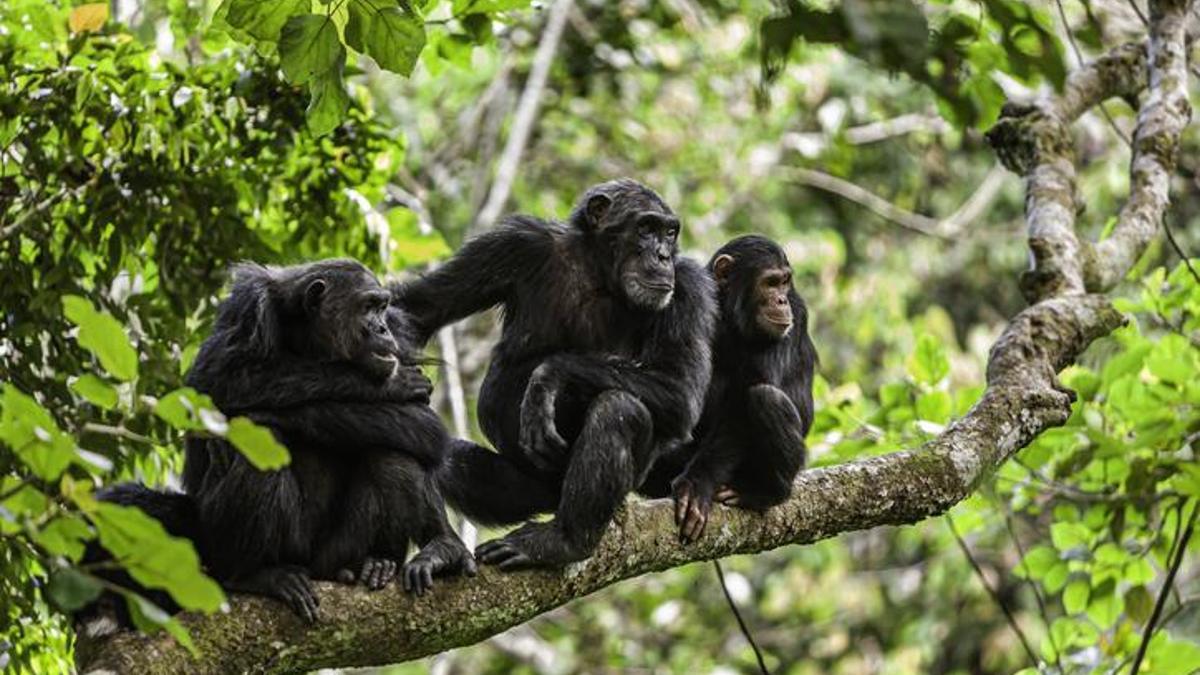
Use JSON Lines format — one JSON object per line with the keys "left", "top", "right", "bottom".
{"left": 1, "top": 0, "right": 1198, "bottom": 673}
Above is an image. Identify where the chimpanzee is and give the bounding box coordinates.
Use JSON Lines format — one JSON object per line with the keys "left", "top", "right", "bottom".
{"left": 84, "top": 260, "right": 474, "bottom": 629}
{"left": 667, "top": 235, "right": 817, "bottom": 542}
{"left": 392, "top": 179, "right": 716, "bottom": 570}
{"left": 182, "top": 260, "right": 476, "bottom": 619}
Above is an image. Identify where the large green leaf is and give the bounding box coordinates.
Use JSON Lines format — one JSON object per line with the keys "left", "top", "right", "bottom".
{"left": 0, "top": 385, "right": 76, "bottom": 480}
{"left": 222, "top": 0, "right": 308, "bottom": 41}
{"left": 365, "top": 7, "right": 426, "bottom": 76}
{"left": 89, "top": 501, "right": 225, "bottom": 613}
{"left": 226, "top": 417, "right": 291, "bottom": 469}
{"left": 306, "top": 59, "right": 351, "bottom": 137}
{"left": 278, "top": 14, "right": 345, "bottom": 85}
{"left": 124, "top": 591, "right": 197, "bottom": 655}
{"left": 46, "top": 568, "right": 103, "bottom": 612}
{"left": 70, "top": 374, "right": 119, "bottom": 410}
{"left": 62, "top": 295, "right": 139, "bottom": 381}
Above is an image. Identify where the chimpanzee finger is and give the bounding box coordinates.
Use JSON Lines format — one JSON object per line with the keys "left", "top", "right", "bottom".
{"left": 422, "top": 566, "right": 433, "bottom": 593}
{"left": 714, "top": 487, "right": 739, "bottom": 505}
{"left": 285, "top": 576, "right": 319, "bottom": 623}
{"left": 336, "top": 568, "right": 356, "bottom": 585}
{"left": 462, "top": 554, "right": 479, "bottom": 576}
{"left": 684, "top": 504, "right": 707, "bottom": 543}
{"left": 674, "top": 490, "right": 690, "bottom": 528}
{"left": 497, "top": 551, "right": 533, "bottom": 571}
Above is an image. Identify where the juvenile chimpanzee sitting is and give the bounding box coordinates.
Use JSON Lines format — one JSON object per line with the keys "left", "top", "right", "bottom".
{"left": 85, "top": 260, "right": 473, "bottom": 628}
{"left": 393, "top": 179, "right": 716, "bottom": 570}
{"left": 666, "top": 235, "right": 817, "bottom": 542}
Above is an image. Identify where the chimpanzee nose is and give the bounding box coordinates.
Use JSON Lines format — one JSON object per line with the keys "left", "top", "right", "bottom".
{"left": 776, "top": 296, "right": 788, "bottom": 306}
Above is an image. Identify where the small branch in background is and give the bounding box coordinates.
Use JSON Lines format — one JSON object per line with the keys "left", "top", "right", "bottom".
{"left": 946, "top": 516, "right": 1039, "bottom": 667}
{"left": 1130, "top": 500, "right": 1197, "bottom": 675}
{"left": 1056, "top": 0, "right": 1133, "bottom": 146}
{"left": 941, "top": 165, "right": 1009, "bottom": 234}
{"left": 436, "top": 324, "right": 478, "bottom": 550}
{"left": 713, "top": 560, "right": 769, "bottom": 675}
{"left": 81, "top": 423, "right": 155, "bottom": 446}
{"left": 781, "top": 167, "right": 950, "bottom": 239}
{"left": 1162, "top": 212, "right": 1200, "bottom": 284}
{"left": 473, "top": 0, "right": 574, "bottom": 231}
{"left": 843, "top": 113, "right": 950, "bottom": 145}
{"left": 1001, "top": 509, "right": 1064, "bottom": 672}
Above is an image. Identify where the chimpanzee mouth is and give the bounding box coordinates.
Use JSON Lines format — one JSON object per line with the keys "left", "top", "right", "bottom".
{"left": 372, "top": 352, "right": 400, "bottom": 365}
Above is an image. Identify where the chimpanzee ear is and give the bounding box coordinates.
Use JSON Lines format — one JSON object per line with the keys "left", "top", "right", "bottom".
{"left": 584, "top": 193, "right": 613, "bottom": 230}
{"left": 303, "top": 279, "right": 327, "bottom": 315}
{"left": 712, "top": 254, "right": 735, "bottom": 284}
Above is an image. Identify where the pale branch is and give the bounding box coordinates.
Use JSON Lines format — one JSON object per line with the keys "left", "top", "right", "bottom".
{"left": 76, "top": 3, "right": 1194, "bottom": 672}
{"left": 780, "top": 166, "right": 950, "bottom": 239}
{"left": 473, "top": 0, "right": 574, "bottom": 232}
{"left": 1091, "top": 0, "right": 1194, "bottom": 289}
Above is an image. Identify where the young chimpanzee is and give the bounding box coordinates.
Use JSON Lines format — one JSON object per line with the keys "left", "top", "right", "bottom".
{"left": 668, "top": 235, "right": 816, "bottom": 543}
{"left": 393, "top": 179, "right": 716, "bottom": 570}
{"left": 86, "top": 260, "right": 473, "bottom": 629}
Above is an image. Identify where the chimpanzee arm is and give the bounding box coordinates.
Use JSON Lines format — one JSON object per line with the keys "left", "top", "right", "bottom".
{"left": 243, "top": 403, "right": 448, "bottom": 468}
{"left": 389, "top": 217, "right": 555, "bottom": 345}
{"left": 188, "top": 353, "right": 431, "bottom": 413}
{"left": 526, "top": 259, "right": 716, "bottom": 442}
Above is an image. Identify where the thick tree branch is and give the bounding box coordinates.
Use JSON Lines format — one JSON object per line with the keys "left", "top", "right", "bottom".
{"left": 76, "top": 3, "right": 1192, "bottom": 671}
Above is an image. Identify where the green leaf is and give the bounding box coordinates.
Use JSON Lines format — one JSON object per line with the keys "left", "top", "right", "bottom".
{"left": 1145, "top": 632, "right": 1200, "bottom": 675}
{"left": 62, "top": 295, "right": 139, "bottom": 381}
{"left": 226, "top": 417, "right": 290, "bottom": 470}
{"left": 1062, "top": 579, "right": 1089, "bottom": 614}
{"left": 154, "top": 387, "right": 226, "bottom": 433}
{"left": 0, "top": 385, "right": 76, "bottom": 481}
{"left": 306, "top": 61, "right": 351, "bottom": 137}
{"left": 1125, "top": 584, "right": 1154, "bottom": 624}
{"left": 279, "top": 14, "right": 345, "bottom": 85}
{"left": 222, "top": 0, "right": 308, "bottom": 41}
{"left": 32, "top": 514, "right": 94, "bottom": 561}
{"left": 365, "top": 7, "right": 426, "bottom": 76}
{"left": 89, "top": 502, "right": 225, "bottom": 612}
{"left": 1050, "top": 521, "right": 1090, "bottom": 551}
{"left": 906, "top": 333, "right": 949, "bottom": 386}
{"left": 1085, "top": 579, "right": 1122, "bottom": 629}
{"left": 124, "top": 592, "right": 197, "bottom": 655}
{"left": 1015, "top": 545, "right": 1058, "bottom": 579}
{"left": 1042, "top": 562, "right": 1069, "bottom": 594}
{"left": 70, "top": 374, "right": 119, "bottom": 410}
{"left": 915, "top": 390, "right": 951, "bottom": 423}
{"left": 47, "top": 568, "right": 103, "bottom": 612}
{"left": 344, "top": 0, "right": 371, "bottom": 52}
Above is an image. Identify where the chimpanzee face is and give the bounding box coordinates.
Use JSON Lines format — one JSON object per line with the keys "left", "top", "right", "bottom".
{"left": 303, "top": 263, "right": 399, "bottom": 379}
{"left": 749, "top": 267, "right": 793, "bottom": 339}
{"left": 576, "top": 180, "right": 680, "bottom": 312}
{"left": 711, "top": 242, "right": 795, "bottom": 342}
{"left": 614, "top": 210, "right": 680, "bottom": 311}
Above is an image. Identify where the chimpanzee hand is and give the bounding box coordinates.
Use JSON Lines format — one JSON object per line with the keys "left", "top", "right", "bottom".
{"left": 336, "top": 557, "right": 400, "bottom": 590}
{"left": 519, "top": 365, "right": 568, "bottom": 472}
{"left": 403, "top": 535, "right": 477, "bottom": 596}
{"left": 714, "top": 485, "right": 740, "bottom": 506}
{"left": 385, "top": 365, "right": 433, "bottom": 404}
{"left": 672, "top": 475, "right": 715, "bottom": 543}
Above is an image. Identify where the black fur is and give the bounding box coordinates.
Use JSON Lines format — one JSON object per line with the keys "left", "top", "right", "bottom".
{"left": 393, "top": 179, "right": 716, "bottom": 569}
{"left": 652, "top": 235, "right": 816, "bottom": 542}
{"left": 84, "top": 260, "right": 473, "bottom": 630}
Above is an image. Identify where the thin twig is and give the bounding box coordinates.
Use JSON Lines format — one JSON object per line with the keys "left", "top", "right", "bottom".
{"left": 82, "top": 422, "right": 155, "bottom": 445}
{"left": 1131, "top": 499, "right": 1198, "bottom": 675}
{"left": 1002, "top": 511, "right": 1064, "bottom": 671}
{"left": 1127, "top": 0, "right": 1151, "bottom": 25}
{"left": 1056, "top": 0, "right": 1132, "bottom": 146}
{"left": 473, "top": 0, "right": 574, "bottom": 231}
{"left": 1162, "top": 212, "right": 1200, "bottom": 284}
{"left": 713, "top": 560, "right": 769, "bottom": 675}
{"left": 781, "top": 167, "right": 950, "bottom": 239}
{"left": 946, "top": 516, "right": 1039, "bottom": 667}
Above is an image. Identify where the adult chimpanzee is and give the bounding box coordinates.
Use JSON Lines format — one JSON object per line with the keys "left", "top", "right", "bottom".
{"left": 667, "top": 235, "right": 817, "bottom": 543}
{"left": 392, "top": 179, "right": 716, "bottom": 570}
{"left": 178, "top": 260, "right": 474, "bottom": 620}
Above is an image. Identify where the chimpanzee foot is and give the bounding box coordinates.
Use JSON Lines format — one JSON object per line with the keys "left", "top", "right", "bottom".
{"left": 359, "top": 557, "right": 399, "bottom": 590}
{"left": 230, "top": 566, "right": 319, "bottom": 623}
{"left": 475, "top": 521, "right": 590, "bottom": 571}
{"left": 403, "top": 535, "right": 478, "bottom": 596}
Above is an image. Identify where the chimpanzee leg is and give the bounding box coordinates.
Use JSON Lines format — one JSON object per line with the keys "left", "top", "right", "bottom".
{"left": 731, "top": 384, "right": 807, "bottom": 510}
{"left": 193, "top": 442, "right": 321, "bottom": 622}
{"left": 394, "top": 458, "right": 477, "bottom": 595}
{"left": 438, "top": 439, "right": 561, "bottom": 526}
{"left": 476, "top": 390, "right": 653, "bottom": 570}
